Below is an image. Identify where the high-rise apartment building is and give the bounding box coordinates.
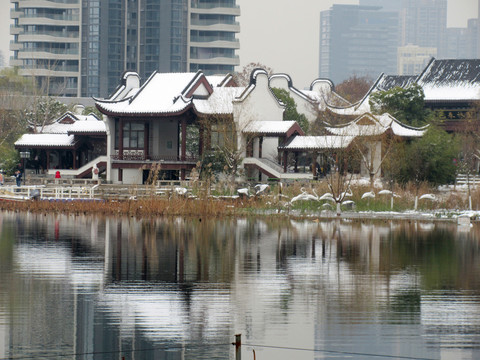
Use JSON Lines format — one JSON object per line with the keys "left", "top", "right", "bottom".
{"left": 319, "top": 5, "right": 398, "bottom": 84}
{"left": 189, "top": 0, "right": 240, "bottom": 74}
{"left": 10, "top": 0, "right": 240, "bottom": 97}
{"left": 10, "top": 0, "right": 81, "bottom": 96}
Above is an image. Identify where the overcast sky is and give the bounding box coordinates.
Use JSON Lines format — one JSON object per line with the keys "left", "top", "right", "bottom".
{"left": 0, "top": 0, "right": 477, "bottom": 88}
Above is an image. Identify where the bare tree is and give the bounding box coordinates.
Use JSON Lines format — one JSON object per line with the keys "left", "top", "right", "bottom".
{"left": 450, "top": 101, "right": 480, "bottom": 209}
{"left": 316, "top": 135, "right": 358, "bottom": 215}
{"left": 335, "top": 74, "right": 374, "bottom": 104}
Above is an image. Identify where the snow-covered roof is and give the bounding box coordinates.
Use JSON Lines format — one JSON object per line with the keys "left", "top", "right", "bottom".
{"left": 96, "top": 71, "right": 240, "bottom": 116}
{"left": 96, "top": 72, "right": 199, "bottom": 115}
{"left": 36, "top": 112, "right": 103, "bottom": 134}
{"left": 17, "top": 111, "right": 105, "bottom": 148}
{"left": 15, "top": 134, "right": 75, "bottom": 148}
{"left": 279, "top": 135, "right": 355, "bottom": 150}
{"left": 416, "top": 59, "right": 480, "bottom": 101}
{"left": 68, "top": 119, "right": 106, "bottom": 134}
{"left": 324, "top": 113, "right": 426, "bottom": 138}
{"left": 39, "top": 122, "right": 70, "bottom": 134}
{"left": 376, "top": 75, "right": 418, "bottom": 92}
{"left": 193, "top": 87, "right": 244, "bottom": 115}
{"left": 243, "top": 120, "right": 303, "bottom": 136}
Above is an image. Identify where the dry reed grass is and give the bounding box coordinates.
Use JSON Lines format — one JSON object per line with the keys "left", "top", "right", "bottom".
{"left": 0, "top": 197, "right": 247, "bottom": 218}
{"left": 0, "top": 178, "right": 477, "bottom": 217}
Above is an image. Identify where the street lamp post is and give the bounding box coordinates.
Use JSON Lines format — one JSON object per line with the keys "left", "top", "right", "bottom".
{"left": 20, "top": 151, "right": 30, "bottom": 185}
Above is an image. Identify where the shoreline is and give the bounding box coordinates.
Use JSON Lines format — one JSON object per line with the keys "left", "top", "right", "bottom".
{"left": 0, "top": 197, "right": 477, "bottom": 225}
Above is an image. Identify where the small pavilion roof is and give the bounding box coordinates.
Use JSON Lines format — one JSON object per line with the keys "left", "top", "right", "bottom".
{"left": 15, "top": 134, "right": 76, "bottom": 149}
{"left": 35, "top": 112, "right": 103, "bottom": 134}
{"left": 16, "top": 111, "right": 105, "bottom": 149}
{"left": 243, "top": 120, "right": 305, "bottom": 137}
{"left": 324, "top": 113, "right": 426, "bottom": 138}
{"left": 279, "top": 135, "right": 355, "bottom": 151}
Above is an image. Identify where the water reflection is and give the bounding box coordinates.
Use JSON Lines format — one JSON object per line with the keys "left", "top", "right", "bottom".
{"left": 0, "top": 212, "right": 480, "bottom": 359}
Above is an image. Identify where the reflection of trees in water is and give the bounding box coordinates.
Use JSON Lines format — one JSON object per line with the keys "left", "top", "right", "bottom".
{"left": 5, "top": 213, "right": 480, "bottom": 359}
{"left": 384, "top": 223, "right": 480, "bottom": 291}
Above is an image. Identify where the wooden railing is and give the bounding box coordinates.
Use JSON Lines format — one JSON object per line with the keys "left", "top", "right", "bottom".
{"left": 111, "top": 154, "right": 199, "bottom": 162}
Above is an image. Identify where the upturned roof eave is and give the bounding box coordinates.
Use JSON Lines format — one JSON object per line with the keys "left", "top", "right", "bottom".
{"left": 95, "top": 103, "right": 194, "bottom": 117}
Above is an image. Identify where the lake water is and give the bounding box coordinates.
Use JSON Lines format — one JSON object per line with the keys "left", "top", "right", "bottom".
{"left": 1, "top": 212, "right": 480, "bottom": 360}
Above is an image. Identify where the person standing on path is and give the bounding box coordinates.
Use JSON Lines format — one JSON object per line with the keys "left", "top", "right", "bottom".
{"left": 15, "top": 170, "right": 22, "bottom": 189}
{"left": 55, "top": 170, "right": 61, "bottom": 184}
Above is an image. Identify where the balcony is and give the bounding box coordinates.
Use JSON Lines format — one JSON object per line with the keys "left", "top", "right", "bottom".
{"left": 190, "top": 37, "right": 239, "bottom": 50}
{"left": 112, "top": 151, "right": 199, "bottom": 163}
{"left": 19, "top": 14, "right": 79, "bottom": 26}
{"left": 190, "top": 19, "right": 240, "bottom": 32}
{"left": 191, "top": 0, "right": 239, "bottom": 9}
{"left": 21, "top": 30, "right": 79, "bottom": 39}
{"left": 189, "top": 55, "right": 239, "bottom": 66}
{"left": 17, "top": 49, "right": 79, "bottom": 61}
{"left": 10, "top": 25, "right": 22, "bottom": 35}
{"left": 16, "top": 0, "right": 79, "bottom": 6}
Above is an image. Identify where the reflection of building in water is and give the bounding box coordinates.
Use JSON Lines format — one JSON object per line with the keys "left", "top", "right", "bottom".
{"left": 3, "top": 213, "right": 480, "bottom": 359}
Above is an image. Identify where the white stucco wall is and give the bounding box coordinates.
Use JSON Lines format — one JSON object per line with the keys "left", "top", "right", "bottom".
{"left": 122, "top": 168, "right": 144, "bottom": 185}
{"left": 233, "top": 71, "right": 285, "bottom": 159}
{"left": 109, "top": 168, "right": 144, "bottom": 185}
{"left": 262, "top": 138, "right": 279, "bottom": 162}
{"left": 269, "top": 75, "right": 334, "bottom": 123}
{"left": 234, "top": 71, "right": 284, "bottom": 131}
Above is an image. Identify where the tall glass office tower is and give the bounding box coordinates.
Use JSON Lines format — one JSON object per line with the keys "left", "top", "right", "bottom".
{"left": 319, "top": 5, "right": 399, "bottom": 84}
{"left": 10, "top": 0, "right": 240, "bottom": 97}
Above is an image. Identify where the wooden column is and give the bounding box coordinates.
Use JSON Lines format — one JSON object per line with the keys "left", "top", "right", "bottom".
{"left": 283, "top": 151, "right": 288, "bottom": 173}
{"left": 294, "top": 152, "right": 298, "bottom": 173}
{"left": 247, "top": 137, "right": 253, "bottom": 157}
{"left": 199, "top": 124, "right": 204, "bottom": 156}
{"left": 259, "top": 136, "right": 263, "bottom": 158}
{"left": 144, "top": 122, "right": 149, "bottom": 160}
{"left": 118, "top": 118, "right": 124, "bottom": 160}
{"left": 46, "top": 150, "right": 50, "bottom": 170}
{"left": 205, "top": 124, "right": 211, "bottom": 151}
{"left": 312, "top": 152, "right": 317, "bottom": 177}
{"left": 181, "top": 118, "right": 186, "bottom": 161}
{"left": 73, "top": 150, "right": 77, "bottom": 169}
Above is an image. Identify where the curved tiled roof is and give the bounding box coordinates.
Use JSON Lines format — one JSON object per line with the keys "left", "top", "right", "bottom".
{"left": 96, "top": 71, "right": 240, "bottom": 117}
{"left": 323, "top": 113, "right": 426, "bottom": 138}
{"left": 418, "top": 59, "right": 480, "bottom": 101}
